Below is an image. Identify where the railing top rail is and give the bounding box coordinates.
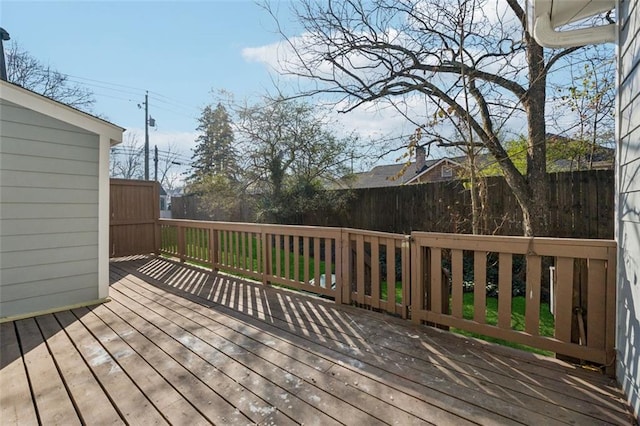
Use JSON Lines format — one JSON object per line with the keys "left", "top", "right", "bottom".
{"left": 342, "top": 227, "right": 409, "bottom": 240}
{"left": 411, "top": 231, "right": 616, "bottom": 246}
{"left": 158, "top": 219, "right": 343, "bottom": 237}
{"left": 411, "top": 232, "right": 615, "bottom": 259}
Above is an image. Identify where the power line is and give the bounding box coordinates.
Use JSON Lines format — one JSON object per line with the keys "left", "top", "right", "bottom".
{"left": 30, "top": 68, "right": 202, "bottom": 115}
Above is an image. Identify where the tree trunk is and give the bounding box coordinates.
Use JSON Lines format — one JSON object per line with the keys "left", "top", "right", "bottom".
{"left": 524, "top": 39, "right": 550, "bottom": 237}
{"left": 469, "top": 152, "right": 481, "bottom": 235}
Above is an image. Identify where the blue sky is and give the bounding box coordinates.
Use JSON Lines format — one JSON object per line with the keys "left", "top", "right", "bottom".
{"left": 3, "top": 1, "right": 598, "bottom": 175}
{"left": 2, "top": 1, "right": 304, "bottom": 164}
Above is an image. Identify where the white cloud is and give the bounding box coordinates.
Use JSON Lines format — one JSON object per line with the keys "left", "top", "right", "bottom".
{"left": 242, "top": 41, "right": 282, "bottom": 69}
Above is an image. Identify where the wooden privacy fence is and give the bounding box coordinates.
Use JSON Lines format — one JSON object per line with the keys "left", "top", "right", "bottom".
{"left": 157, "top": 219, "right": 616, "bottom": 370}
{"left": 301, "top": 169, "right": 615, "bottom": 239}
{"left": 110, "top": 179, "right": 160, "bottom": 257}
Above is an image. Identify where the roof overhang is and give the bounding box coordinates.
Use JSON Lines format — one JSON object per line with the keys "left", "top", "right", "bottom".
{"left": 0, "top": 80, "right": 124, "bottom": 146}
{"left": 527, "top": 0, "right": 616, "bottom": 48}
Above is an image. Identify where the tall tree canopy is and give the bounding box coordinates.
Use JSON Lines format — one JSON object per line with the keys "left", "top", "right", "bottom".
{"left": 265, "top": 0, "right": 613, "bottom": 236}
{"left": 233, "top": 96, "right": 358, "bottom": 222}
{"left": 188, "top": 103, "right": 238, "bottom": 185}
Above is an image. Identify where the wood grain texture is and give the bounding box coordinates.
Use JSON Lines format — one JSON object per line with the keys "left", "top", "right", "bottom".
{"left": 4, "top": 257, "right": 632, "bottom": 425}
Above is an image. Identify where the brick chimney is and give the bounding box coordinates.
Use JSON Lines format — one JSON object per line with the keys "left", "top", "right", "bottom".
{"left": 415, "top": 145, "right": 426, "bottom": 172}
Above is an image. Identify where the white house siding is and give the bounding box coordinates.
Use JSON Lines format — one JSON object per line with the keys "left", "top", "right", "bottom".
{"left": 0, "top": 99, "right": 100, "bottom": 318}
{"left": 617, "top": 0, "right": 640, "bottom": 417}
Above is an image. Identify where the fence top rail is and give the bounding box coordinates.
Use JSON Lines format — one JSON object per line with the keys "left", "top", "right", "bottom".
{"left": 411, "top": 232, "right": 616, "bottom": 259}
{"left": 110, "top": 178, "right": 159, "bottom": 187}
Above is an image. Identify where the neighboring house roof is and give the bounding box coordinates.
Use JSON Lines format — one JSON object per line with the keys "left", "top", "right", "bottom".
{"left": 404, "top": 158, "right": 463, "bottom": 184}
{"left": 344, "top": 157, "right": 465, "bottom": 189}
{"left": 343, "top": 147, "right": 613, "bottom": 190}
{"left": 346, "top": 159, "right": 439, "bottom": 188}
{"left": 0, "top": 80, "right": 124, "bottom": 145}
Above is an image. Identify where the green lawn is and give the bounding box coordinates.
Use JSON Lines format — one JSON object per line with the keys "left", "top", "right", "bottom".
{"left": 167, "top": 230, "right": 331, "bottom": 283}
{"left": 380, "top": 281, "right": 403, "bottom": 303}
{"left": 452, "top": 293, "right": 555, "bottom": 356}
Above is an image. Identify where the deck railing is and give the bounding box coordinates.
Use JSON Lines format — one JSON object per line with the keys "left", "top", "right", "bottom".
{"left": 410, "top": 232, "right": 616, "bottom": 368}
{"left": 157, "top": 219, "right": 616, "bottom": 369}
{"left": 160, "top": 220, "right": 346, "bottom": 301}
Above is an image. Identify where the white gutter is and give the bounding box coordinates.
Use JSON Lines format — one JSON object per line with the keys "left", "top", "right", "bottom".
{"left": 531, "top": 0, "right": 616, "bottom": 48}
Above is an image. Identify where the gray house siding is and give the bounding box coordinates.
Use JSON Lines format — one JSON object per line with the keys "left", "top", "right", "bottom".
{"left": 0, "top": 99, "right": 100, "bottom": 318}
{"left": 617, "top": 0, "right": 640, "bottom": 417}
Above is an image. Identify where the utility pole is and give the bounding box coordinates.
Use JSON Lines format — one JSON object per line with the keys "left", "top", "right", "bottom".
{"left": 144, "top": 91, "right": 149, "bottom": 180}
{"left": 154, "top": 145, "right": 158, "bottom": 182}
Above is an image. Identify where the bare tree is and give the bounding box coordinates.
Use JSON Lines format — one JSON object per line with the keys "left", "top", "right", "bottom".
{"left": 549, "top": 46, "right": 615, "bottom": 170}
{"left": 110, "top": 132, "right": 143, "bottom": 180}
{"left": 110, "top": 134, "right": 186, "bottom": 190}
{"left": 6, "top": 42, "right": 95, "bottom": 111}
{"left": 156, "top": 142, "right": 185, "bottom": 191}
{"left": 264, "top": 0, "right": 612, "bottom": 236}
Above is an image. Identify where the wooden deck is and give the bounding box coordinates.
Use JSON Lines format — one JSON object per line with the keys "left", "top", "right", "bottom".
{"left": 1, "top": 256, "right": 635, "bottom": 425}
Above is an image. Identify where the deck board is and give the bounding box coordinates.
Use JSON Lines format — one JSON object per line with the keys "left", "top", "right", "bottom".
{"left": 112, "top": 260, "right": 617, "bottom": 425}
{"left": 73, "top": 306, "right": 219, "bottom": 425}
{"left": 1, "top": 255, "right": 635, "bottom": 425}
{"left": 54, "top": 309, "right": 168, "bottom": 425}
{"left": 15, "top": 317, "right": 81, "bottom": 425}
{"left": 34, "top": 314, "right": 123, "bottom": 425}
{"left": 0, "top": 323, "right": 39, "bottom": 425}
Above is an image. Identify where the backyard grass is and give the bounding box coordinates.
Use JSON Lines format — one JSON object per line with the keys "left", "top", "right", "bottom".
{"left": 165, "top": 230, "right": 331, "bottom": 282}
{"left": 452, "top": 293, "right": 555, "bottom": 356}
{"left": 380, "top": 280, "right": 403, "bottom": 304}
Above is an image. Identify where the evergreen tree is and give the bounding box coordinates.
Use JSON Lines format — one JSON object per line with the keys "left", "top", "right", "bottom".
{"left": 188, "top": 103, "right": 238, "bottom": 185}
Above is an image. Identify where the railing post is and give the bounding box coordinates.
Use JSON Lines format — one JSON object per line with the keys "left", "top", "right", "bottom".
{"left": 604, "top": 246, "right": 617, "bottom": 377}
{"left": 155, "top": 220, "right": 161, "bottom": 255}
{"left": 153, "top": 181, "right": 161, "bottom": 255}
{"left": 177, "top": 224, "right": 185, "bottom": 263}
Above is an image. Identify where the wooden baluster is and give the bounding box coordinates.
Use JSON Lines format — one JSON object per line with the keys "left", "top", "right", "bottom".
{"left": 356, "top": 233, "right": 365, "bottom": 305}
{"left": 451, "top": 249, "right": 464, "bottom": 318}
{"left": 473, "top": 251, "right": 487, "bottom": 324}
{"left": 371, "top": 237, "right": 380, "bottom": 309}
{"left": 555, "top": 257, "right": 574, "bottom": 343}
{"left": 314, "top": 237, "right": 321, "bottom": 289}
{"left": 497, "top": 253, "right": 513, "bottom": 330}
{"left": 525, "top": 255, "right": 542, "bottom": 335}
{"left": 284, "top": 235, "right": 291, "bottom": 281}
